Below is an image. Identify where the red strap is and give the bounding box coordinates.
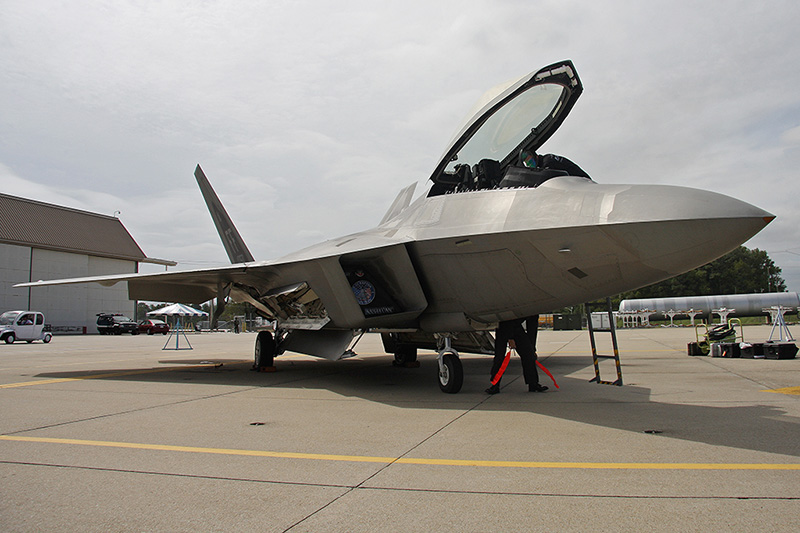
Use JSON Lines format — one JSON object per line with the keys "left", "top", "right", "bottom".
{"left": 536, "top": 360, "right": 559, "bottom": 389}
{"left": 491, "top": 350, "right": 512, "bottom": 385}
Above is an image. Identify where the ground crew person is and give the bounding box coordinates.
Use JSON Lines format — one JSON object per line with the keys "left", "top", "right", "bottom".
{"left": 486, "top": 318, "right": 548, "bottom": 394}
{"left": 525, "top": 314, "right": 539, "bottom": 351}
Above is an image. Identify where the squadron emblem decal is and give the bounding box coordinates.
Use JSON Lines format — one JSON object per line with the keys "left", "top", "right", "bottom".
{"left": 351, "top": 280, "right": 376, "bottom": 305}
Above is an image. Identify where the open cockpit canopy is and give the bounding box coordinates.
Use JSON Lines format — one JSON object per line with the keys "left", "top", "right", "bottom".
{"left": 429, "top": 60, "right": 583, "bottom": 194}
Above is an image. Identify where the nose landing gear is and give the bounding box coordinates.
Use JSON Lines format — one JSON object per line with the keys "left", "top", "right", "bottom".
{"left": 436, "top": 335, "right": 463, "bottom": 393}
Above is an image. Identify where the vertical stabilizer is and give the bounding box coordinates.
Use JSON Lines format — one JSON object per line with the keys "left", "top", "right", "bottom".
{"left": 194, "top": 165, "right": 255, "bottom": 264}
{"left": 379, "top": 182, "right": 417, "bottom": 225}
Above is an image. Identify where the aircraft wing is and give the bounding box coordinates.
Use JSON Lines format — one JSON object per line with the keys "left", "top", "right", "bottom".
{"left": 16, "top": 164, "right": 430, "bottom": 360}
{"left": 17, "top": 235, "right": 429, "bottom": 334}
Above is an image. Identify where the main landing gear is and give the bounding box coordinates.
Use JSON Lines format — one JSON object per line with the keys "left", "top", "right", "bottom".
{"left": 253, "top": 331, "right": 277, "bottom": 372}
{"left": 436, "top": 336, "right": 463, "bottom": 394}
{"left": 392, "top": 344, "right": 419, "bottom": 368}
{"left": 254, "top": 330, "right": 465, "bottom": 393}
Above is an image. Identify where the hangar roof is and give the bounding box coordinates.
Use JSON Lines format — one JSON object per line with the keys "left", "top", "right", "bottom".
{"left": 0, "top": 193, "right": 162, "bottom": 263}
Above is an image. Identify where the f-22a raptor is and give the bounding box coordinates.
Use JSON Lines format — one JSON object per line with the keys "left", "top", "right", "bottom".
{"left": 19, "top": 60, "right": 774, "bottom": 393}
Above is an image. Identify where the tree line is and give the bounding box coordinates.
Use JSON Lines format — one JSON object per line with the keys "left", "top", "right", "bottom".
{"left": 615, "top": 246, "right": 785, "bottom": 304}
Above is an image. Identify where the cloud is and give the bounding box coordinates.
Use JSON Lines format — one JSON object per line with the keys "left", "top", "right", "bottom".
{"left": 2, "top": 0, "right": 800, "bottom": 290}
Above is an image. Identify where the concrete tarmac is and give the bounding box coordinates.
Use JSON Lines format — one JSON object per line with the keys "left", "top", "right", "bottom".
{"left": 1, "top": 326, "right": 798, "bottom": 531}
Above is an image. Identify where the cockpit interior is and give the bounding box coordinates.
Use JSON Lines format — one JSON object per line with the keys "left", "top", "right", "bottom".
{"left": 428, "top": 151, "right": 591, "bottom": 197}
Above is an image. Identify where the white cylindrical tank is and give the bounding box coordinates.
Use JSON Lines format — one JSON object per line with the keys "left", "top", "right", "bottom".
{"left": 618, "top": 292, "right": 800, "bottom": 318}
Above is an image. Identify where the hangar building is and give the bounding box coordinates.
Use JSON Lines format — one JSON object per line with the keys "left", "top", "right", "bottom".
{"left": 0, "top": 193, "right": 174, "bottom": 334}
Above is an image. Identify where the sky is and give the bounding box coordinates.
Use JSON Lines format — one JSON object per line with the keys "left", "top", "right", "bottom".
{"left": 2, "top": 1, "right": 800, "bottom": 291}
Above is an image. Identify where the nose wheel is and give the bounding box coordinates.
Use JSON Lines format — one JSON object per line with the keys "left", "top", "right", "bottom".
{"left": 437, "top": 336, "right": 463, "bottom": 393}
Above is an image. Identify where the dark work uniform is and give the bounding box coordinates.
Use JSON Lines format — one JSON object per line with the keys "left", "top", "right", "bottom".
{"left": 524, "top": 315, "right": 539, "bottom": 351}
{"left": 490, "top": 319, "right": 540, "bottom": 386}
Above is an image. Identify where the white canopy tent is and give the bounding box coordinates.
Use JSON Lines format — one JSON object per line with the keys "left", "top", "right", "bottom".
{"left": 147, "top": 303, "right": 208, "bottom": 317}
{"left": 147, "top": 303, "right": 208, "bottom": 350}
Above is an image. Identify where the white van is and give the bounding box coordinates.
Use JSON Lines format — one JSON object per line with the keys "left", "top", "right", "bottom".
{"left": 0, "top": 311, "right": 52, "bottom": 344}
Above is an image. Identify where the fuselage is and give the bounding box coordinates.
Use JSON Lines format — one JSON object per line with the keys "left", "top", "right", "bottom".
{"left": 19, "top": 175, "right": 771, "bottom": 336}
{"left": 269, "top": 176, "right": 773, "bottom": 331}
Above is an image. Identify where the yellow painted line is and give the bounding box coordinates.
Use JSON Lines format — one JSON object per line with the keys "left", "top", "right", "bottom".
{"left": 762, "top": 386, "right": 800, "bottom": 396}
{"left": 0, "top": 362, "right": 247, "bottom": 390}
{"left": 2, "top": 435, "right": 799, "bottom": 470}
{"left": 0, "top": 435, "right": 393, "bottom": 463}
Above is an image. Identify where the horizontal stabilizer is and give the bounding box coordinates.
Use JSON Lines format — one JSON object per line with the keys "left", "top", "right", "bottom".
{"left": 194, "top": 165, "right": 255, "bottom": 264}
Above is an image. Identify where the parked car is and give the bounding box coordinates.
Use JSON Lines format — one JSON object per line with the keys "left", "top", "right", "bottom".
{"left": 1, "top": 310, "right": 52, "bottom": 344}
{"left": 96, "top": 313, "right": 139, "bottom": 335}
{"left": 138, "top": 319, "right": 170, "bottom": 335}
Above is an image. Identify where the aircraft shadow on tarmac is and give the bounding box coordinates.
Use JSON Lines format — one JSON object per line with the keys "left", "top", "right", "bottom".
{"left": 35, "top": 353, "right": 800, "bottom": 458}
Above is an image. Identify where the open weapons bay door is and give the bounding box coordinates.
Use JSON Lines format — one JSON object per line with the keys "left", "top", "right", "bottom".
{"left": 339, "top": 244, "right": 428, "bottom": 329}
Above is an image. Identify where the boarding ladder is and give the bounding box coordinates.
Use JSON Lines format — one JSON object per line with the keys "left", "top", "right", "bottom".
{"left": 585, "top": 297, "right": 623, "bottom": 386}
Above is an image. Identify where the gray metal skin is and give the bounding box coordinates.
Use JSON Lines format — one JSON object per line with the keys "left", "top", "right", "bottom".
{"left": 16, "top": 176, "right": 773, "bottom": 345}
{"left": 619, "top": 292, "right": 800, "bottom": 319}
{"left": 261, "top": 177, "right": 773, "bottom": 328}
{"left": 17, "top": 61, "right": 774, "bottom": 371}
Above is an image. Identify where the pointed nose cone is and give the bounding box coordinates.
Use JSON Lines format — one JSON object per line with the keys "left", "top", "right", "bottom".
{"left": 607, "top": 184, "right": 773, "bottom": 276}
{"left": 609, "top": 184, "right": 773, "bottom": 226}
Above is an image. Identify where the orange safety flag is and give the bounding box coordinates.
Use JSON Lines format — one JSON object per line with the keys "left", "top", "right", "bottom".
{"left": 536, "top": 360, "right": 559, "bottom": 389}
{"left": 490, "top": 350, "right": 512, "bottom": 385}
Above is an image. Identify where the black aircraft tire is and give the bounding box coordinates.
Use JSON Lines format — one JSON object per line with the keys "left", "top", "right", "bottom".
{"left": 393, "top": 345, "right": 418, "bottom": 366}
{"left": 438, "top": 354, "right": 463, "bottom": 393}
{"left": 255, "top": 331, "right": 276, "bottom": 368}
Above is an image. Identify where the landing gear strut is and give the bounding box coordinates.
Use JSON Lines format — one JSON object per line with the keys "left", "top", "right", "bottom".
{"left": 436, "top": 336, "right": 463, "bottom": 393}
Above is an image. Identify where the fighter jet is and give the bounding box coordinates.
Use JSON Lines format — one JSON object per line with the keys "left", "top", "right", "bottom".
{"left": 18, "top": 60, "right": 774, "bottom": 393}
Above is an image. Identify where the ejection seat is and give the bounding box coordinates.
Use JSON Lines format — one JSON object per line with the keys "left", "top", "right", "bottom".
{"left": 498, "top": 166, "right": 568, "bottom": 188}
{"left": 473, "top": 159, "right": 503, "bottom": 190}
